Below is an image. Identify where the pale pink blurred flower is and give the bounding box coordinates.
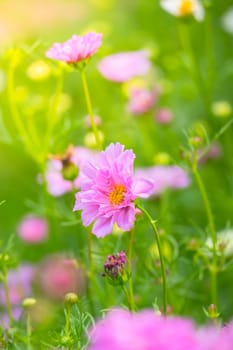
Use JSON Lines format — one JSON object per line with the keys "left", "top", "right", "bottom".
{"left": 135, "top": 165, "right": 190, "bottom": 197}
{"left": 0, "top": 264, "right": 34, "bottom": 306}
{"left": 84, "top": 114, "right": 102, "bottom": 128}
{"left": 88, "top": 308, "right": 198, "bottom": 350}
{"left": 44, "top": 146, "right": 97, "bottom": 197}
{"left": 46, "top": 32, "right": 102, "bottom": 64}
{"left": 36, "top": 256, "right": 86, "bottom": 300}
{"left": 127, "top": 88, "right": 157, "bottom": 115}
{"left": 1, "top": 307, "right": 22, "bottom": 329}
{"left": 98, "top": 51, "right": 151, "bottom": 82}
{"left": 198, "top": 142, "right": 222, "bottom": 164}
{"left": 160, "top": 0, "right": 204, "bottom": 21}
{"left": 155, "top": 108, "right": 173, "bottom": 124}
{"left": 74, "top": 143, "right": 153, "bottom": 237}
{"left": 17, "top": 216, "right": 48, "bottom": 243}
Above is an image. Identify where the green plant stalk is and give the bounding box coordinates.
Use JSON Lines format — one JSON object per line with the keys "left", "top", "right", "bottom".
{"left": 26, "top": 312, "right": 32, "bottom": 350}
{"left": 7, "top": 62, "right": 38, "bottom": 162}
{"left": 121, "top": 285, "right": 134, "bottom": 311}
{"left": 192, "top": 150, "right": 218, "bottom": 308}
{"left": 178, "top": 20, "right": 211, "bottom": 114}
{"left": 136, "top": 203, "right": 168, "bottom": 315}
{"left": 80, "top": 70, "right": 102, "bottom": 150}
{"left": 43, "top": 70, "right": 64, "bottom": 155}
{"left": 127, "top": 229, "right": 135, "bottom": 311}
{"left": 2, "top": 272, "right": 13, "bottom": 326}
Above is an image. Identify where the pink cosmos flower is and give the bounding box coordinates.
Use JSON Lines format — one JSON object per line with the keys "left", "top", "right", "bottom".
{"left": 46, "top": 32, "right": 102, "bottom": 64}
{"left": 17, "top": 215, "right": 48, "bottom": 243}
{"left": 135, "top": 165, "right": 190, "bottom": 197}
{"left": 73, "top": 143, "right": 153, "bottom": 237}
{"left": 98, "top": 51, "right": 151, "bottom": 82}
{"left": 36, "top": 255, "right": 86, "bottom": 300}
{"left": 44, "top": 146, "right": 97, "bottom": 197}
{"left": 127, "top": 88, "right": 157, "bottom": 115}
{"left": 88, "top": 308, "right": 198, "bottom": 350}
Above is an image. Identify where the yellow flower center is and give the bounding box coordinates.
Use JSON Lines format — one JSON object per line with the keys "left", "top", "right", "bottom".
{"left": 179, "top": 0, "right": 194, "bottom": 16}
{"left": 109, "top": 184, "right": 126, "bottom": 205}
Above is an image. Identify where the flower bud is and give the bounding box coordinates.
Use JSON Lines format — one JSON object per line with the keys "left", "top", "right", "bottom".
{"left": 64, "top": 292, "right": 79, "bottom": 306}
{"left": 22, "top": 297, "right": 37, "bottom": 309}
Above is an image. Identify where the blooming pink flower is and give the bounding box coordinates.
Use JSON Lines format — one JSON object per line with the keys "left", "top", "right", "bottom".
{"left": 98, "top": 51, "right": 151, "bottom": 82}
{"left": 17, "top": 216, "right": 48, "bottom": 243}
{"left": 74, "top": 143, "right": 153, "bottom": 237}
{"left": 44, "top": 146, "right": 97, "bottom": 197}
{"left": 46, "top": 32, "right": 102, "bottom": 64}
{"left": 36, "top": 256, "right": 86, "bottom": 300}
{"left": 135, "top": 165, "right": 190, "bottom": 197}
{"left": 155, "top": 108, "right": 173, "bottom": 124}
{"left": 127, "top": 88, "right": 157, "bottom": 115}
{"left": 88, "top": 308, "right": 198, "bottom": 350}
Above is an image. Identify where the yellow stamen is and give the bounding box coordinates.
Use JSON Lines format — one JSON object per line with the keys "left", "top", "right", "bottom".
{"left": 179, "top": 0, "right": 194, "bottom": 16}
{"left": 109, "top": 184, "right": 126, "bottom": 205}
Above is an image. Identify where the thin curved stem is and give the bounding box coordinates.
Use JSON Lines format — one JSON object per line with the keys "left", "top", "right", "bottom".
{"left": 2, "top": 271, "right": 13, "bottom": 326}
{"left": 136, "top": 203, "right": 168, "bottom": 315}
{"left": 127, "top": 229, "right": 135, "bottom": 311}
{"left": 80, "top": 70, "right": 102, "bottom": 150}
{"left": 192, "top": 150, "right": 218, "bottom": 308}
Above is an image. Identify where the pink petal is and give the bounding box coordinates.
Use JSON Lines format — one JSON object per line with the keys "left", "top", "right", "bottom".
{"left": 132, "top": 178, "right": 154, "bottom": 198}
{"left": 115, "top": 207, "right": 135, "bottom": 231}
{"left": 92, "top": 217, "right": 114, "bottom": 238}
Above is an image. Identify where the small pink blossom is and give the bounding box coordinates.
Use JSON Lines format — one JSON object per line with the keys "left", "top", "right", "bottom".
{"left": 17, "top": 216, "right": 48, "bottom": 243}
{"left": 98, "top": 51, "right": 151, "bottom": 82}
{"left": 135, "top": 165, "right": 190, "bottom": 197}
{"left": 44, "top": 146, "right": 97, "bottom": 197}
{"left": 74, "top": 143, "right": 153, "bottom": 237}
{"left": 84, "top": 114, "right": 102, "bottom": 128}
{"left": 36, "top": 256, "right": 86, "bottom": 300}
{"left": 198, "top": 142, "right": 222, "bottom": 165}
{"left": 88, "top": 308, "right": 198, "bottom": 350}
{"left": 127, "top": 88, "right": 157, "bottom": 115}
{"left": 155, "top": 108, "right": 173, "bottom": 124}
{"left": 46, "top": 32, "right": 102, "bottom": 64}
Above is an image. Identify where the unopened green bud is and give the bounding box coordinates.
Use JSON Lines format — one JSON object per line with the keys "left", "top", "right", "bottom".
{"left": 64, "top": 292, "right": 79, "bottom": 306}
{"left": 61, "top": 162, "right": 79, "bottom": 181}
{"left": 189, "top": 136, "right": 203, "bottom": 148}
{"left": 22, "top": 297, "right": 37, "bottom": 309}
{"left": 203, "top": 304, "right": 220, "bottom": 319}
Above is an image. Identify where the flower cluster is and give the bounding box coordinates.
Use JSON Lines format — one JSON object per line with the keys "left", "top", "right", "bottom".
{"left": 103, "top": 251, "right": 127, "bottom": 285}
{"left": 73, "top": 143, "right": 153, "bottom": 237}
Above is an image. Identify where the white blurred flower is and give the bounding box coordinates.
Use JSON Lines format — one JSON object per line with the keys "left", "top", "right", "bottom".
{"left": 160, "top": 0, "right": 204, "bottom": 21}
{"left": 222, "top": 7, "right": 233, "bottom": 35}
{"left": 205, "top": 228, "right": 233, "bottom": 258}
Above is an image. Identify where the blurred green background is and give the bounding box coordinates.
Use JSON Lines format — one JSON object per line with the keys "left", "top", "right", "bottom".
{"left": 0, "top": 0, "right": 233, "bottom": 323}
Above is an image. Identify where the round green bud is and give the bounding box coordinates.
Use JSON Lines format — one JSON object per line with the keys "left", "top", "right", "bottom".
{"left": 64, "top": 292, "right": 79, "bottom": 306}
{"left": 22, "top": 297, "right": 37, "bottom": 308}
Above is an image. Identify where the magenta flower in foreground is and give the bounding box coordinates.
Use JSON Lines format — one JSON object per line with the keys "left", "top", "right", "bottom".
{"left": 88, "top": 309, "right": 198, "bottom": 350}
{"left": 98, "top": 50, "right": 151, "bottom": 82}
{"left": 73, "top": 143, "right": 153, "bottom": 237}
{"left": 135, "top": 165, "right": 190, "bottom": 197}
{"left": 46, "top": 32, "right": 102, "bottom": 64}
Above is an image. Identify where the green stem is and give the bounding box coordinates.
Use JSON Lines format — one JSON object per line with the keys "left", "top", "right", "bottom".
{"left": 121, "top": 285, "right": 134, "bottom": 311}
{"left": 80, "top": 70, "right": 102, "bottom": 150}
{"left": 127, "top": 229, "right": 135, "bottom": 311}
{"left": 192, "top": 150, "right": 218, "bottom": 308}
{"left": 7, "top": 61, "right": 38, "bottom": 161}
{"left": 64, "top": 306, "right": 71, "bottom": 337}
{"left": 177, "top": 19, "right": 211, "bottom": 114}
{"left": 26, "top": 312, "right": 32, "bottom": 350}
{"left": 136, "top": 203, "right": 168, "bottom": 315}
{"left": 2, "top": 272, "right": 13, "bottom": 326}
